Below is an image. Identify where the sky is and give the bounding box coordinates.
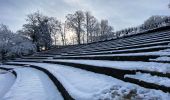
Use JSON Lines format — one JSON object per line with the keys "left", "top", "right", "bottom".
{"left": 0, "top": 0, "right": 170, "bottom": 32}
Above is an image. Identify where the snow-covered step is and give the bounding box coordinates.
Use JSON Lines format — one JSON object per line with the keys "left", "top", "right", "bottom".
{"left": 0, "top": 71, "right": 15, "bottom": 98}
{"left": 0, "top": 69, "right": 6, "bottom": 73}
{"left": 13, "top": 59, "right": 43, "bottom": 63}
{"left": 0, "top": 65, "right": 24, "bottom": 69}
{"left": 44, "top": 59, "right": 170, "bottom": 77}
{"left": 125, "top": 72, "right": 170, "bottom": 88}
{"left": 68, "top": 39, "right": 170, "bottom": 54}
{"left": 64, "top": 45, "right": 170, "bottom": 56}
{"left": 72, "top": 34, "right": 170, "bottom": 50}
{"left": 54, "top": 50, "right": 170, "bottom": 61}
{"left": 21, "top": 56, "right": 50, "bottom": 59}
{"left": 54, "top": 55, "right": 157, "bottom": 62}
{"left": 52, "top": 60, "right": 170, "bottom": 73}
{"left": 4, "top": 62, "right": 170, "bottom": 99}
{"left": 150, "top": 56, "right": 170, "bottom": 63}
{"left": 2, "top": 68, "right": 63, "bottom": 100}
{"left": 97, "top": 36, "right": 170, "bottom": 49}
{"left": 32, "top": 54, "right": 54, "bottom": 57}
{"left": 69, "top": 37, "right": 170, "bottom": 53}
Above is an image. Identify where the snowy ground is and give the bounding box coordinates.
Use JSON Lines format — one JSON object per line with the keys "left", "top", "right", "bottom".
{"left": 0, "top": 69, "right": 7, "bottom": 73}
{"left": 45, "top": 59, "right": 170, "bottom": 73}
{"left": 0, "top": 65, "right": 23, "bottom": 69}
{"left": 0, "top": 71, "right": 15, "bottom": 98}
{"left": 5, "top": 62, "right": 170, "bottom": 100}
{"left": 125, "top": 72, "right": 170, "bottom": 87}
{"left": 150, "top": 56, "right": 170, "bottom": 61}
{"left": 1, "top": 67, "right": 63, "bottom": 100}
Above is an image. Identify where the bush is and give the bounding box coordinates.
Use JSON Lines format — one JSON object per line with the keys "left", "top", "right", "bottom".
{"left": 0, "top": 24, "right": 36, "bottom": 60}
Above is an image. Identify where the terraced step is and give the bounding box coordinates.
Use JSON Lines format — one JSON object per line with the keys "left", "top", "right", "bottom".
{"left": 7, "top": 60, "right": 170, "bottom": 93}
{"left": 21, "top": 56, "right": 51, "bottom": 59}
{"left": 63, "top": 45, "right": 170, "bottom": 56}
{"left": 125, "top": 72, "right": 170, "bottom": 93}
{"left": 150, "top": 56, "right": 170, "bottom": 63}
{"left": 125, "top": 72, "right": 170, "bottom": 88}
{"left": 55, "top": 49, "right": 170, "bottom": 62}
{"left": 54, "top": 54, "right": 159, "bottom": 62}
{"left": 4, "top": 62, "right": 170, "bottom": 99}
{"left": 43, "top": 60, "right": 170, "bottom": 93}
{"left": 1, "top": 67, "right": 64, "bottom": 100}
{"left": 69, "top": 36, "right": 170, "bottom": 53}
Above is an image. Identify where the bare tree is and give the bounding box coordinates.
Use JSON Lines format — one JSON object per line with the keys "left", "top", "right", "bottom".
{"left": 100, "top": 20, "right": 113, "bottom": 41}
{"left": 48, "top": 17, "right": 61, "bottom": 46}
{"left": 84, "top": 11, "right": 102, "bottom": 43}
{"left": 61, "top": 22, "right": 67, "bottom": 46}
{"left": 66, "top": 10, "right": 85, "bottom": 45}
{"left": 22, "top": 11, "right": 52, "bottom": 51}
{"left": 85, "top": 12, "right": 90, "bottom": 43}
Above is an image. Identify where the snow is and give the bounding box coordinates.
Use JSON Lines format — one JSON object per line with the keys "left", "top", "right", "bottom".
{"left": 21, "top": 57, "right": 49, "bottom": 59}
{"left": 46, "top": 59, "right": 170, "bottom": 73}
{"left": 0, "top": 69, "right": 6, "bottom": 73}
{"left": 161, "top": 49, "right": 170, "bottom": 52}
{"left": 0, "top": 71, "right": 15, "bottom": 98}
{"left": 0, "top": 65, "right": 23, "bottom": 69}
{"left": 150, "top": 56, "right": 170, "bottom": 61}
{"left": 6, "top": 62, "right": 170, "bottom": 100}
{"left": 125, "top": 72, "right": 170, "bottom": 87}
{"left": 2, "top": 67, "right": 63, "bottom": 100}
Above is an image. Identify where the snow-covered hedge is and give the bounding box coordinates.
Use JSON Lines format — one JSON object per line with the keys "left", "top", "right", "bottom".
{"left": 0, "top": 24, "right": 36, "bottom": 60}
{"left": 6, "top": 39, "right": 36, "bottom": 58}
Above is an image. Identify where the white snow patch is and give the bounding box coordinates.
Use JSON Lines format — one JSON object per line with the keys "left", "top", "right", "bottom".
{"left": 0, "top": 65, "right": 23, "bottom": 69}
{"left": 125, "top": 72, "right": 170, "bottom": 87}
{"left": 2, "top": 67, "right": 63, "bottom": 100}
{"left": 151, "top": 56, "right": 170, "bottom": 61}
{"left": 0, "top": 71, "right": 15, "bottom": 98}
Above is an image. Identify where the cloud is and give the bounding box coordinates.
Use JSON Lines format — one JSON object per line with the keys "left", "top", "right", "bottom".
{"left": 0, "top": 0, "right": 170, "bottom": 32}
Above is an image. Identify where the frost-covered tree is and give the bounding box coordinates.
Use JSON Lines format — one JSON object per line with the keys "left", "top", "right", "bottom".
{"left": 66, "top": 10, "right": 85, "bottom": 44}
{"left": 0, "top": 24, "right": 14, "bottom": 60}
{"left": 0, "top": 24, "right": 36, "bottom": 60}
{"left": 143, "top": 16, "right": 164, "bottom": 26}
{"left": 6, "top": 34, "right": 36, "bottom": 58}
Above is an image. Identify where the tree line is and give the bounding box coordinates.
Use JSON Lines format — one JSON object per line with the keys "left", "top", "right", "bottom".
{"left": 114, "top": 16, "right": 170, "bottom": 38}
{"left": 18, "top": 10, "right": 114, "bottom": 51}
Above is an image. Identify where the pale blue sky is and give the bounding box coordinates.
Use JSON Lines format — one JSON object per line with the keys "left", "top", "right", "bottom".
{"left": 0, "top": 0, "right": 170, "bottom": 32}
